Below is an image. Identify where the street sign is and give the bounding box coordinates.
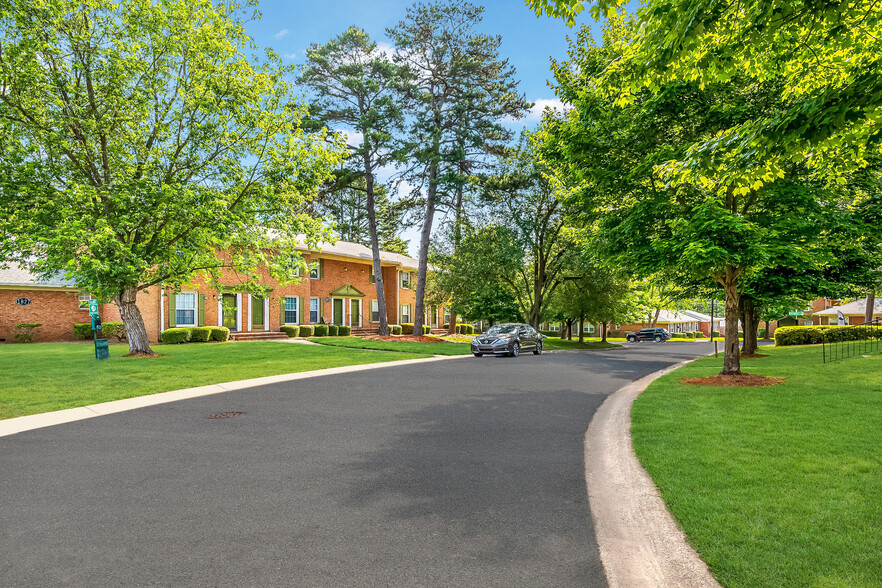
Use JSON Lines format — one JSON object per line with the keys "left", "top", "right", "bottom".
{"left": 788, "top": 311, "right": 804, "bottom": 317}
{"left": 88, "top": 299, "right": 99, "bottom": 316}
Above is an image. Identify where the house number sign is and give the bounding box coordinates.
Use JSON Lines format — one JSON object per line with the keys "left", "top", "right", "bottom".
{"left": 15, "top": 298, "right": 31, "bottom": 306}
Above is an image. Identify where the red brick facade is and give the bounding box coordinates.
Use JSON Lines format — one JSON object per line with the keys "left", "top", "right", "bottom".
{"left": 1, "top": 246, "right": 441, "bottom": 343}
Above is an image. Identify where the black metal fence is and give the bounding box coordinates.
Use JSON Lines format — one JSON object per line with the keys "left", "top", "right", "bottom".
{"left": 822, "top": 319, "right": 882, "bottom": 363}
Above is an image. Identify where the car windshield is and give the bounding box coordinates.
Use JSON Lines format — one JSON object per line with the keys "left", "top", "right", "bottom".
{"left": 485, "top": 324, "right": 518, "bottom": 336}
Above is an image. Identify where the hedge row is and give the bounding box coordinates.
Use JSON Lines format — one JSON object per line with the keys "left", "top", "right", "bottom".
{"left": 774, "top": 325, "right": 882, "bottom": 346}
{"left": 73, "top": 321, "right": 126, "bottom": 342}
{"left": 440, "top": 323, "right": 476, "bottom": 334}
{"left": 400, "top": 323, "right": 433, "bottom": 335}
{"left": 160, "top": 326, "right": 230, "bottom": 344}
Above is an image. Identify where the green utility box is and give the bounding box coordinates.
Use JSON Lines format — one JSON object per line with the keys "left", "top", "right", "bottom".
{"left": 94, "top": 338, "right": 110, "bottom": 360}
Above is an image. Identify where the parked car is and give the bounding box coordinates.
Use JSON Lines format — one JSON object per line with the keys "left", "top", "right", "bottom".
{"left": 471, "top": 323, "right": 543, "bottom": 357}
{"left": 626, "top": 328, "right": 671, "bottom": 343}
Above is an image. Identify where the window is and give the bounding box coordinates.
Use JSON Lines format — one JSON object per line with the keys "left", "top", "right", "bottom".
{"left": 310, "top": 297, "right": 320, "bottom": 323}
{"left": 284, "top": 296, "right": 298, "bottom": 324}
{"left": 371, "top": 299, "right": 379, "bottom": 322}
{"left": 369, "top": 265, "right": 376, "bottom": 284}
{"left": 400, "top": 271, "right": 411, "bottom": 289}
{"left": 310, "top": 259, "right": 323, "bottom": 280}
{"left": 176, "top": 293, "right": 196, "bottom": 326}
{"left": 400, "top": 304, "right": 411, "bottom": 323}
{"left": 78, "top": 292, "right": 95, "bottom": 309}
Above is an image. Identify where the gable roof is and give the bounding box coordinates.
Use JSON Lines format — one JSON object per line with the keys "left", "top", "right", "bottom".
{"left": 0, "top": 262, "right": 77, "bottom": 289}
{"left": 813, "top": 297, "right": 882, "bottom": 316}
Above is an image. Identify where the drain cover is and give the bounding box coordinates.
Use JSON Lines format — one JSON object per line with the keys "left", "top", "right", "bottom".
{"left": 205, "top": 411, "right": 247, "bottom": 419}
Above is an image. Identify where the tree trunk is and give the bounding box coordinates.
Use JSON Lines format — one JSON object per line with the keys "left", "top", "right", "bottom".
{"left": 412, "top": 163, "right": 438, "bottom": 337}
{"left": 601, "top": 321, "right": 608, "bottom": 343}
{"left": 765, "top": 320, "right": 771, "bottom": 340}
{"left": 116, "top": 286, "right": 154, "bottom": 356}
{"left": 741, "top": 296, "right": 758, "bottom": 355}
{"left": 558, "top": 322, "right": 566, "bottom": 338}
{"left": 651, "top": 307, "right": 661, "bottom": 328}
{"left": 720, "top": 267, "right": 742, "bottom": 375}
{"left": 566, "top": 319, "right": 573, "bottom": 340}
{"left": 866, "top": 290, "right": 876, "bottom": 324}
{"left": 578, "top": 312, "right": 584, "bottom": 343}
{"left": 447, "top": 312, "right": 457, "bottom": 335}
{"left": 363, "top": 157, "right": 389, "bottom": 337}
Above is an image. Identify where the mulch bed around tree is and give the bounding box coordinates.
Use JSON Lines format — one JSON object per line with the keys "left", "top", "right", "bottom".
{"left": 682, "top": 373, "right": 784, "bottom": 387}
{"left": 362, "top": 335, "right": 450, "bottom": 343}
{"left": 740, "top": 353, "right": 769, "bottom": 359}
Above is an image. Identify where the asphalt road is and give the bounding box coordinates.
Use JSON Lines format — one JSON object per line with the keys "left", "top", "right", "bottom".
{"left": 0, "top": 343, "right": 707, "bottom": 587}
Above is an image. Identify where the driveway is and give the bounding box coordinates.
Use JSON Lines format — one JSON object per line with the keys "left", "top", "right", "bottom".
{"left": 0, "top": 343, "right": 707, "bottom": 587}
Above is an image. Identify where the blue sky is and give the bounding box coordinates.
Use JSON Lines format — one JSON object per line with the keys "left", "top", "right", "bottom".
{"left": 242, "top": 1, "right": 600, "bottom": 254}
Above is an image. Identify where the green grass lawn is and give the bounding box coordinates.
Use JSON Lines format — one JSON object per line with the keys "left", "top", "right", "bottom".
{"left": 632, "top": 345, "right": 882, "bottom": 587}
{"left": 309, "top": 336, "right": 470, "bottom": 356}
{"left": 0, "top": 342, "right": 430, "bottom": 420}
{"left": 542, "top": 336, "right": 621, "bottom": 350}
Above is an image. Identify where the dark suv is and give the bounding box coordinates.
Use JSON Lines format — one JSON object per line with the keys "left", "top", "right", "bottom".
{"left": 626, "top": 328, "right": 671, "bottom": 343}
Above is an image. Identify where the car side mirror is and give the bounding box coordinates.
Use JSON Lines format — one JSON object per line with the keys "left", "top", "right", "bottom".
{"left": 542, "top": 334, "right": 548, "bottom": 339}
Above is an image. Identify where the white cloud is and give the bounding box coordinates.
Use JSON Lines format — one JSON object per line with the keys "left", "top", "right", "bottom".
{"left": 274, "top": 29, "right": 289, "bottom": 40}
{"left": 373, "top": 42, "right": 395, "bottom": 56}
{"left": 283, "top": 52, "right": 298, "bottom": 60}
{"left": 522, "top": 98, "right": 571, "bottom": 122}
{"left": 335, "top": 128, "right": 364, "bottom": 147}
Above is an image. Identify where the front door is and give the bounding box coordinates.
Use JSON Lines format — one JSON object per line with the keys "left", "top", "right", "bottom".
{"left": 222, "top": 293, "right": 238, "bottom": 331}
{"left": 333, "top": 298, "right": 344, "bottom": 325}
{"left": 351, "top": 299, "right": 360, "bottom": 327}
{"left": 252, "top": 295, "right": 264, "bottom": 331}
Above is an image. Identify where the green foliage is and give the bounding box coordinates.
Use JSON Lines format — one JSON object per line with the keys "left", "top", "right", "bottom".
{"left": 210, "top": 326, "right": 230, "bottom": 342}
{"left": 757, "top": 328, "right": 767, "bottom": 339}
{"left": 13, "top": 323, "right": 42, "bottom": 343}
{"left": 327, "top": 325, "right": 339, "bottom": 336}
{"left": 338, "top": 325, "right": 351, "bottom": 336}
{"left": 774, "top": 325, "right": 881, "bottom": 347}
{"left": 313, "top": 324, "right": 329, "bottom": 337}
{"left": 73, "top": 323, "right": 93, "bottom": 340}
{"left": 298, "top": 325, "right": 315, "bottom": 337}
{"left": 0, "top": 0, "right": 344, "bottom": 355}
{"left": 401, "top": 323, "right": 414, "bottom": 335}
{"left": 160, "top": 328, "right": 191, "bottom": 344}
{"left": 391, "top": 325, "right": 402, "bottom": 335}
{"left": 189, "top": 327, "right": 212, "bottom": 343}
{"left": 100, "top": 322, "right": 127, "bottom": 343}
{"left": 280, "top": 325, "right": 300, "bottom": 338}
{"left": 422, "top": 325, "right": 430, "bottom": 335}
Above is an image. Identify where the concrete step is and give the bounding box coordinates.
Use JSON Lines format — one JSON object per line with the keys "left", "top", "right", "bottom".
{"left": 229, "top": 331, "right": 290, "bottom": 341}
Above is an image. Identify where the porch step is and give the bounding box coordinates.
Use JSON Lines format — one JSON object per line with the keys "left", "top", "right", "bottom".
{"left": 229, "top": 331, "right": 290, "bottom": 341}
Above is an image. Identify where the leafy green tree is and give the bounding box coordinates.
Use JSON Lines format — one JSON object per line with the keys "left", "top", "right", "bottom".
{"left": 388, "top": 1, "right": 530, "bottom": 336}
{"left": 299, "top": 26, "right": 410, "bottom": 336}
{"left": 536, "top": 21, "right": 882, "bottom": 374}
{"left": 0, "top": 0, "right": 342, "bottom": 355}
{"left": 528, "top": 0, "right": 882, "bottom": 192}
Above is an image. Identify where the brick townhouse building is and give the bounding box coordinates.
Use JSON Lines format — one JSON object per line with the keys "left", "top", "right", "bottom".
{"left": 0, "top": 241, "right": 448, "bottom": 343}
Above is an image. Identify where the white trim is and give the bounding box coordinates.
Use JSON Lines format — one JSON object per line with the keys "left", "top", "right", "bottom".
{"left": 160, "top": 287, "right": 165, "bottom": 332}
{"left": 264, "top": 296, "right": 269, "bottom": 331}
{"left": 395, "top": 270, "right": 400, "bottom": 323}
{"left": 217, "top": 297, "right": 223, "bottom": 327}
{"left": 282, "top": 296, "right": 299, "bottom": 325}
{"left": 174, "top": 292, "right": 198, "bottom": 327}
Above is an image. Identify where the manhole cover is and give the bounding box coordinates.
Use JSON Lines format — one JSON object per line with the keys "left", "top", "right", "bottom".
{"left": 205, "top": 411, "right": 247, "bottom": 419}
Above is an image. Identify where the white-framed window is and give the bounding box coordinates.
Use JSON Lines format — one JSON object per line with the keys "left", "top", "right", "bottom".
{"left": 176, "top": 292, "right": 196, "bottom": 326}
{"left": 371, "top": 299, "right": 380, "bottom": 322}
{"left": 444, "top": 311, "right": 450, "bottom": 324}
{"left": 78, "top": 292, "right": 95, "bottom": 309}
{"left": 310, "top": 297, "right": 320, "bottom": 323}
{"left": 400, "top": 271, "right": 411, "bottom": 289}
{"left": 587, "top": 323, "right": 596, "bottom": 334}
{"left": 284, "top": 296, "right": 298, "bottom": 324}
{"left": 400, "top": 304, "right": 411, "bottom": 323}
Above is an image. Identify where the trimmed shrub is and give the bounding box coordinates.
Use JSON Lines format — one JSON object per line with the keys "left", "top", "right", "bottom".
{"left": 391, "top": 324, "right": 401, "bottom": 335}
{"left": 442, "top": 323, "right": 449, "bottom": 329}
{"left": 102, "top": 322, "right": 127, "bottom": 342}
{"left": 774, "top": 325, "right": 879, "bottom": 346}
{"left": 14, "top": 322, "right": 42, "bottom": 343}
{"left": 462, "top": 324, "right": 474, "bottom": 334}
{"left": 313, "top": 324, "right": 328, "bottom": 337}
{"left": 423, "top": 325, "right": 431, "bottom": 334}
{"left": 671, "top": 333, "right": 688, "bottom": 339}
{"left": 160, "top": 327, "right": 191, "bottom": 344}
{"left": 338, "top": 325, "right": 351, "bottom": 336}
{"left": 401, "top": 323, "right": 414, "bottom": 335}
{"left": 210, "top": 326, "right": 230, "bottom": 341}
{"left": 73, "top": 323, "right": 93, "bottom": 340}
{"left": 757, "top": 328, "right": 767, "bottom": 339}
{"left": 328, "top": 325, "right": 339, "bottom": 336}
{"left": 712, "top": 330, "right": 721, "bottom": 338}
{"left": 280, "top": 325, "right": 300, "bottom": 338}
{"left": 189, "top": 326, "right": 212, "bottom": 342}
{"left": 455, "top": 324, "right": 462, "bottom": 334}
{"left": 607, "top": 330, "right": 621, "bottom": 338}
{"left": 299, "top": 325, "right": 315, "bottom": 337}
